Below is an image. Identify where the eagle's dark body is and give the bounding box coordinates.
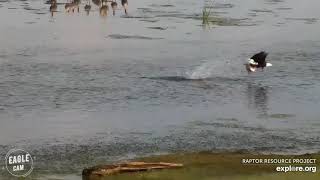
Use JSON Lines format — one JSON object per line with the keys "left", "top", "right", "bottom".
{"left": 245, "top": 51, "right": 272, "bottom": 72}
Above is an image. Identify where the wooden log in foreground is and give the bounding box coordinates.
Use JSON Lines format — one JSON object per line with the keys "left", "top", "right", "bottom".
{"left": 82, "top": 161, "right": 183, "bottom": 178}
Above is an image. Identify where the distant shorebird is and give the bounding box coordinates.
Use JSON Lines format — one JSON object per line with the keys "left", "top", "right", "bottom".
{"left": 245, "top": 51, "right": 272, "bottom": 72}
{"left": 100, "top": 0, "right": 109, "bottom": 17}
{"left": 65, "top": 0, "right": 80, "bottom": 13}
{"left": 49, "top": 0, "right": 57, "bottom": 17}
{"left": 111, "top": 1, "right": 118, "bottom": 16}
{"left": 84, "top": 1, "right": 91, "bottom": 15}
{"left": 121, "top": 0, "right": 128, "bottom": 15}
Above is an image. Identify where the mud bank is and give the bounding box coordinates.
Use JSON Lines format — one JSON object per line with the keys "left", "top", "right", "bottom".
{"left": 83, "top": 151, "right": 320, "bottom": 180}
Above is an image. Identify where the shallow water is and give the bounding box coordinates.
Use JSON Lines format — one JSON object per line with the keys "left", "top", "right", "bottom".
{"left": 0, "top": 0, "right": 319, "bottom": 179}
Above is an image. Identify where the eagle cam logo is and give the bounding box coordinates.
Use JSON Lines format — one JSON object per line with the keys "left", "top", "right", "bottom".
{"left": 5, "top": 149, "right": 34, "bottom": 177}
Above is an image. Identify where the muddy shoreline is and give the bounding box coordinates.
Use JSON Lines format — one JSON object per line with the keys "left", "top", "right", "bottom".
{"left": 82, "top": 151, "right": 320, "bottom": 180}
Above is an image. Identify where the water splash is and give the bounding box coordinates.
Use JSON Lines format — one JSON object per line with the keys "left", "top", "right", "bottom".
{"left": 185, "top": 60, "right": 234, "bottom": 79}
{"left": 186, "top": 62, "right": 214, "bottom": 79}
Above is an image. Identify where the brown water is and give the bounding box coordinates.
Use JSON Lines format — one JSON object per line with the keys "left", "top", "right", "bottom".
{"left": 0, "top": 0, "right": 320, "bottom": 179}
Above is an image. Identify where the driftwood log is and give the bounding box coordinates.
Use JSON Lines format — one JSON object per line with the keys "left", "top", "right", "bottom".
{"left": 82, "top": 161, "right": 183, "bottom": 179}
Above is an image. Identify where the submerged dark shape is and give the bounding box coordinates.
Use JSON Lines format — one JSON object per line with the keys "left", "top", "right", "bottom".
{"left": 108, "top": 34, "right": 163, "bottom": 40}
{"left": 142, "top": 76, "right": 193, "bottom": 82}
{"left": 245, "top": 51, "right": 272, "bottom": 72}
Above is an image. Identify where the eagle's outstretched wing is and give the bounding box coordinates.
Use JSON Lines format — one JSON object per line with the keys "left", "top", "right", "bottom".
{"left": 250, "top": 51, "right": 268, "bottom": 68}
